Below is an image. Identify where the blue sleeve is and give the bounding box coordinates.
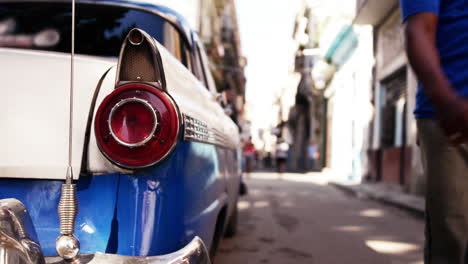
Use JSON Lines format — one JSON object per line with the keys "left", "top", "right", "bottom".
{"left": 400, "top": 0, "right": 440, "bottom": 21}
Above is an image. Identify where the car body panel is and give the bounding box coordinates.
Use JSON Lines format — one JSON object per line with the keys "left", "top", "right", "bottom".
{"left": 0, "top": 35, "right": 239, "bottom": 180}
{"left": 109, "top": 141, "right": 228, "bottom": 256}
{"left": 0, "top": 48, "right": 114, "bottom": 180}
{"left": 0, "top": 173, "right": 119, "bottom": 256}
{"left": 0, "top": 141, "right": 237, "bottom": 257}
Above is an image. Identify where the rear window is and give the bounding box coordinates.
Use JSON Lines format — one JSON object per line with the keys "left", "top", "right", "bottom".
{"left": 0, "top": 3, "right": 189, "bottom": 62}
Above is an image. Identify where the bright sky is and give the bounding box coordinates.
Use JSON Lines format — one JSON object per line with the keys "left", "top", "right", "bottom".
{"left": 236, "top": 0, "right": 304, "bottom": 130}
{"left": 235, "top": 0, "right": 354, "bottom": 134}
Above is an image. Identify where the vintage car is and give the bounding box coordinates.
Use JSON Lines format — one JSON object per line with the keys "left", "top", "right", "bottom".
{"left": 0, "top": 1, "right": 242, "bottom": 263}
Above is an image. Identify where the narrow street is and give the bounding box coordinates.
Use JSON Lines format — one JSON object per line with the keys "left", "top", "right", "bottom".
{"left": 216, "top": 172, "right": 424, "bottom": 264}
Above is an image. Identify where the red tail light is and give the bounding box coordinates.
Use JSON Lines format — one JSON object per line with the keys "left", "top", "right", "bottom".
{"left": 95, "top": 83, "right": 180, "bottom": 169}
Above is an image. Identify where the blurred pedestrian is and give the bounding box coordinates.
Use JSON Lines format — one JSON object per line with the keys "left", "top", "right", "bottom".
{"left": 243, "top": 137, "right": 255, "bottom": 174}
{"left": 264, "top": 151, "right": 272, "bottom": 169}
{"left": 275, "top": 139, "right": 289, "bottom": 173}
{"left": 307, "top": 140, "right": 319, "bottom": 171}
{"left": 402, "top": 1, "right": 468, "bottom": 263}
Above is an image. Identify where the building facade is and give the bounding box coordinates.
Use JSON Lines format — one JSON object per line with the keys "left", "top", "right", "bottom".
{"left": 310, "top": 0, "right": 424, "bottom": 194}
{"left": 354, "top": 0, "right": 424, "bottom": 194}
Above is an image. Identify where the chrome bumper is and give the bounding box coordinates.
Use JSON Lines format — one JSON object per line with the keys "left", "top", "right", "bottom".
{"left": 0, "top": 199, "right": 211, "bottom": 264}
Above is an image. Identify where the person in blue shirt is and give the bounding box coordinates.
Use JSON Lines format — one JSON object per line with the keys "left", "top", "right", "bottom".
{"left": 401, "top": 0, "right": 468, "bottom": 263}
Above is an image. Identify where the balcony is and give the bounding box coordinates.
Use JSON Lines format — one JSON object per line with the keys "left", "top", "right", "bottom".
{"left": 354, "top": 0, "right": 399, "bottom": 25}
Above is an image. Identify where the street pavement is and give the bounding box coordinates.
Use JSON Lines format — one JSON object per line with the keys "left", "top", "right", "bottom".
{"left": 215, "top": 172, "right": 424, "bottom": 264}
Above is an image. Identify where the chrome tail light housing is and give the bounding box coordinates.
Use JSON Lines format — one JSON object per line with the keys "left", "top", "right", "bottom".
{"left": 95, "top": 83, "right": 180, "bottom": 169}
{"left": 95, "top": 28, "right": 180, "bottom": 169}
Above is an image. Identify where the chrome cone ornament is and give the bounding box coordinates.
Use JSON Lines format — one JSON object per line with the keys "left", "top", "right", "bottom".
{"left": 56, "top": 234, "right": 80, "bottom": 260}
{"left": 56, "top": 0, "right": 80, "bottom": 260}
{"left": 56, "top": 177, "right": 79, "bottom": 260}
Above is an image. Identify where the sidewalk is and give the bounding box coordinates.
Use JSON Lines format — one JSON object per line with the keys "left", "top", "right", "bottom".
{"left": 329, "top": 180, "right": 425, "bottom": 218}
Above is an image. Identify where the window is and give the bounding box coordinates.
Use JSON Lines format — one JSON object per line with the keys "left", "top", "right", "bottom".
{"left": 198, "top": 44, "right": 218, "bottom": 92}
{"left": 191, "top": 43, "right": 208, "bottom": 87}
{"left": 190, "top": 41, "right": 217, "bottom": 92}
{"left": 162, "top": 22, "right": 190, "bottom": 66}
{"left": 0, "top": 3, "right": 189, "bottom": 66}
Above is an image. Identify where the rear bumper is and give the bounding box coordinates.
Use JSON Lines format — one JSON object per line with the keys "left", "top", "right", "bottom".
{"left": 0, "top": 199, "right": 211, "bottom": 264}
{"left": 44, "top": 237, "right": 211, "bottom": 264}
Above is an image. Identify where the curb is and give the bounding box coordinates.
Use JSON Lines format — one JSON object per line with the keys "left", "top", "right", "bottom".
{"left": 330, "top": 182, "right": 425, "bottom": 219}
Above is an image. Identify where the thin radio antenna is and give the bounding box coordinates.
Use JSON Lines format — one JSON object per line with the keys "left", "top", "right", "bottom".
{"left": 67, "top": 0, "right": 76, "bottom": 183}
{"left": 56, "top": 0, "right": 80, "bottom": 260}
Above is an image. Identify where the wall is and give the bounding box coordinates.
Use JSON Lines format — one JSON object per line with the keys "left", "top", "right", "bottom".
{"left": 369, "top": 8, "right": 424, "bottom": 194}
{"left": 325, "top": 25, "right": 374, "bottom": 182}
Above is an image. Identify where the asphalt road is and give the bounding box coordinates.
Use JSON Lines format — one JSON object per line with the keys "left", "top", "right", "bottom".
{"left": 215, "top": 172, "right": 424, "bottom": 264}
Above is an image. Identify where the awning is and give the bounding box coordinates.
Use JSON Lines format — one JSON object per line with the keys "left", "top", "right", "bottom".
{"left": 324, "top": 25, "right": 358, "bottom": 68}
{"left": 310, "top": 25, "right": 358, "bottom": 93}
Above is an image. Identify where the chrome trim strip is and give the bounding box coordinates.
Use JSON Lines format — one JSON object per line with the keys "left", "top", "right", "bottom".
{"left": 45, "top": 237, "right": 211, "bottom": 264}
{"left": 183, "top": 114, "right": 236, "bottom": 149}
{"left": 108, "top": 98, "right": 158, "bottom": 148}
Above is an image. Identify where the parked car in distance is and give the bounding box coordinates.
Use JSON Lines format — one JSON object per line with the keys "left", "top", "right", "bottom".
{"left": 0, "top": 1, "right": 241, "bottom": 263}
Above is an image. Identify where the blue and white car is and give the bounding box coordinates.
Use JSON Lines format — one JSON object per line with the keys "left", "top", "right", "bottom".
{"left": 0, "top": 1, "right": 242, "bottom": 263}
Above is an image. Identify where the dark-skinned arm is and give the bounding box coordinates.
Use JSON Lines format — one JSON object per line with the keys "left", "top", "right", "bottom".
{"left": 404, "top": 12, "right": 468, "bottom": 143}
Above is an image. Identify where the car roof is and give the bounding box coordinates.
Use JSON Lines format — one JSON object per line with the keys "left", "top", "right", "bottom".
{"left": 0, "top": 0, "right": 194, "bottom": 46}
